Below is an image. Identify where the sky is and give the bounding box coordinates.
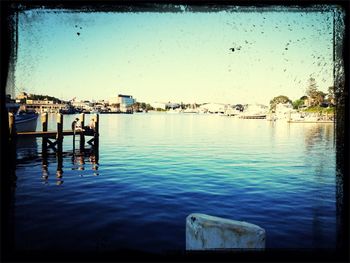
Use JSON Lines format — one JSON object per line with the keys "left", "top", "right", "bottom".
{"left": 10, "top": 6, "right": 335, "bottom": 105}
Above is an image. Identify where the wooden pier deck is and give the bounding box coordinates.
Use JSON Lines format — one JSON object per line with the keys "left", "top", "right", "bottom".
{"left": 9, "top": 112, "right": 99, "bottom": 153}
{"left": 17, "top": 130, "right": 85, "bottom": 138}
{"left": 287, "top": 120, "right": 334, "bottom": 123}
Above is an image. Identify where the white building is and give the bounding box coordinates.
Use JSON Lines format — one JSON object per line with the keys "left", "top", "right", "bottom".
{"left": 199, "top": 103, "right": 227, "bottom": 114}
{"left": 109, "top": 94, "right": 135, "bottom": 112}
{"left": 241, "top": 104, "right": 269, "bottom": 116}
{"left": 275, "top": 103, "right": 293, "bottom": 119}
{"left": 71, "top": 101, "right": 92, "bottom": 111}
{"left": 110, "top": 95, "right": 134, "bottom": 105}
{"left": 151, "top": 102, "right": 167, "bottom": 110}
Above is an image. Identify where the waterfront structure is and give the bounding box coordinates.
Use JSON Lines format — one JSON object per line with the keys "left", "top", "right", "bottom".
{"left": 110, "top": 94, "right": 135, "bottom": 113}
{"left": 240, "top": 104, "right": 268, "bottom": 118}
{"left": 22, "top": 99, "right": 69, "bottom": 113}
{"left": 15, "top": 91, "right": 32, "bottom": 103}
{"left": 199, "top": 103, "right": 227, "bottom": 114}
{"left": 223, "top": 105, "right": 243, "bottom": 116}
{"left": 151, "top": 102, "right": 167, "bottom": 110}
{"left": 275, "top": 102, "right": 293, "bottom": 120}
{"left": 71, "top": 100, "right": 93, "bottom": 112}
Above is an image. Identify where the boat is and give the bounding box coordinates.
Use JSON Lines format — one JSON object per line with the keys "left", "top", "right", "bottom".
{"left": 6, "top": 102, "right": 39, "bottom": 132}
{"left": 239, "top": 104, "right": 268, "bottom": 119}
{"left": 15, "top": 111, "right": 39, "bottom": 132}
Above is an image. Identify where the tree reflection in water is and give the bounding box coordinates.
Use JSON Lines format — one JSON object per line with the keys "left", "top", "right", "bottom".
{"left": 303, "top": 123, "right": 336, "bottom": 247}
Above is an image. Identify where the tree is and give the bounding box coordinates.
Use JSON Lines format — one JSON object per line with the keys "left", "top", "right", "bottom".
{"left": 292, "top": 99, "right": 304, "bottom": 109}
{"left": 327, "top": 86, "right": 335, "bottom": 104}
{"left": 305, "top": 77, "right": 325, "bottom": 106}
{"left": 145, "top": 104, "right": 154, "bottom": 111}
{"left": 269, "top": 95, "right": 292, "bottom": 111}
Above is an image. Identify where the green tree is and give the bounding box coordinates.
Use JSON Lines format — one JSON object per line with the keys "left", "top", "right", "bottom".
{"left": 269, "top": 95, "right": 292, "bottom": 111}
{"left": 145, "top": 104, "right": 154, "bottom": 111}
{"left": 132, "top": 102, "right": 141, "bottom": 111}
{"left": 327, "top": 86, "right": 335, "bottom": 104}
{"left": 292, "top": 99, "right": 304, "bottom": 109}
{"left": 305, "top": 77, "right": 325, "bottom": 106}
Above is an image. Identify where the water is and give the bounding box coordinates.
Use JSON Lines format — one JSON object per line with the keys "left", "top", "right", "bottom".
{"left": 13, "top": 113, "right": 336, "bottom": 253}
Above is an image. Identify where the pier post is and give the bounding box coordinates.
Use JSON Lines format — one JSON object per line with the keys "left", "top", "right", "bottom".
{"left": 56, "top": 150, "right": 63, "bottom": 179}
{"left": 79, "top": 113, "right": 85, "bottom": 152}
{"left": 94, "top": 113, "right": 99, "bottom": 149}
{"left": 288, "top": 111, "right": 291, "bottom": 122}
{"left": 41, "top": 112, "right": 48, "bottom": 153}
{"left": 8, "top": 112, "right": 16, "bottom": 139}
{"left": 42, "top": 153, "right": 48, "bottom": 180}
{"left": 56, "top": 113, "right": 63, "bottom": 153}
{"left": 8, "top": 112, "right": 17, "bottom": 180}
{"left": 186, "top": 213, "right": 265, "bottom": 250}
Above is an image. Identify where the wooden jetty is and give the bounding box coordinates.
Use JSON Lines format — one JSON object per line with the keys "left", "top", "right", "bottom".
{"left": 8, "top": 112, "right": 99, "bottom": 154}
{"left": 287, "top": 120, "right": 334, "bottom": 124}
{"left": 239, "top": 115, "right": 266, "bottom": 119}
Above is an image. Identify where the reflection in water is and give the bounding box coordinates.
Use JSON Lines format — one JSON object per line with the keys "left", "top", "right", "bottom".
{"left": 89, "top": 154, "right": 99, "bottom": 176}
{"left": 39, "top": 145, "right": 99, "bottom": 184}
{"left": 304, "top": 124, "right": 334, "bottom": 153}
{"left": 71, "top": 148, "right": 99, "bottom": 177}
{"left": 303, "top": 124, "right": 336, "bottom": 247}
{"left": 12, "top": 114, "right": 337, "bottom": 251}
{"left": 16, "top": 137, "right": 38, "bottom": 160}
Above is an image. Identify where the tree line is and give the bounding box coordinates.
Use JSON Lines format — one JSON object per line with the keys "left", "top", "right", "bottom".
{"left": 270, "top": 77, "right": 334, "bottom": 111}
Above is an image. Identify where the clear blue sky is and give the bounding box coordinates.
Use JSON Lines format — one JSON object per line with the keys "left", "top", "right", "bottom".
{"left": 11, "top": 6, "right": 334, "bottom": 105}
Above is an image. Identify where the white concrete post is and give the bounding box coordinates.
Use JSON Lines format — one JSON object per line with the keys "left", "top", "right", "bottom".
{"left": 186, "top": 213, "right": 265, "bottom": 250}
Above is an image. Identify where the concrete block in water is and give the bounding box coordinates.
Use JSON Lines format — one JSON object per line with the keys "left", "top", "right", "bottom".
{"left": 186, "top": 213, "right": 265, "bottom": 250}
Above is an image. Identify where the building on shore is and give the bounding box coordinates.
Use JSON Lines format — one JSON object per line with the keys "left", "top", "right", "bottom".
{"left": 151, "top": 102, "right": 180, "bottom": 110}
{"left": 275, "top": 102, "right": 293, "bottom": 119}
{"left": 110, "top": 94, "right": 135, "bottom": 113}
{"left": 17, "top": 98, "right": 68, "bottom": 113}
{"left": 199, "top": 103, "right": 228, "bottom": 114}
{"left": 71, "top": 100, "right": 93, "bottom": 112}
{"left": 151, "top": 102, "right": 167, "bottom": 110}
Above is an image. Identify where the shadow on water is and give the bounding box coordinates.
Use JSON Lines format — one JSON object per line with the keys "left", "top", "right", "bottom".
{"left": 15, "top": 137, "right": 39, "bottom": 162}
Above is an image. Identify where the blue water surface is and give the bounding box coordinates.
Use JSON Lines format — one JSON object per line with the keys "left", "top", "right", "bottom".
{"left": 13, "top": 113, "right": 336, "bottom": 253}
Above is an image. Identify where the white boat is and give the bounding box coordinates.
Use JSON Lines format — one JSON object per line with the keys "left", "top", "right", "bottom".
{"left": 239, "top": 104, "right": 268, "bottom": 119}
{"left": 15, "top": 112, "right": 39, "bottom": 132}
{"left": 7, "top": 103, "right": 38, "bottom": 132}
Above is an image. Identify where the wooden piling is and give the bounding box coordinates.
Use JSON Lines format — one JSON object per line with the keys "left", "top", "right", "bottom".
{"left": 8, "top": 112, "right": 17, "bottom": 180}
{"left": 94, "top": 114, "right": 99, "bottom": 162}
{"left": 8, "top": 112, "right": 16, "bottom": 139}
{"left": 56, "top": 150, "right": 63, "bottom": 179}
{"left": 94, "top": 114, "right": 99, "bottom": 146}
{"left": 80, "top": 113, "right": 85, "bottom": 152}
{"left": 41, "top": 112, "right": 48, "bottom": 153}
{"left": 56, "top": 113, "right": 63, "bottom": 153}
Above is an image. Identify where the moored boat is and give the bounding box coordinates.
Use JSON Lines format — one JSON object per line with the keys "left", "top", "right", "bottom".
{"left": 15, "top": 112, "right": 39, "bottom": 132}
{"left": 6, "top": 102, "right": 39, "bottom": 132}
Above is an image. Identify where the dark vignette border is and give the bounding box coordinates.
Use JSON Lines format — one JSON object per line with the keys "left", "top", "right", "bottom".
{"left": 0, "top": 0, "right": 348, "bottom": 262}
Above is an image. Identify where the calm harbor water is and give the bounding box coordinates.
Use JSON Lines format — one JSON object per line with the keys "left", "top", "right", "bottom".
{"left": 13, "top": 113, "right": 336, "bottom": 253}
